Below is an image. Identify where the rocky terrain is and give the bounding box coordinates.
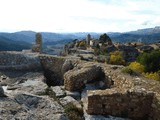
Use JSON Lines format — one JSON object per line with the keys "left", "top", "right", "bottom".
{"left": 0, "top": 71, "right": 130, "bottom": 120}
{"left": 0, "top": 51, "right": 160, "bottom": 120}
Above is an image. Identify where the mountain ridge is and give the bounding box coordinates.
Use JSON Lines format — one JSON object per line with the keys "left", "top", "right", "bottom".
{"left": 0, "top": 26, "right": 160, "bottom": 51}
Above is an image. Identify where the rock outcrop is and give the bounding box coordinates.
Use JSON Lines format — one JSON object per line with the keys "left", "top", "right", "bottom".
{"left": 0, "top": 52, "right": 160, "bottom": 119}
{"left": 0, "top": 93, "right": 69, "bottom": 120}
{"left": 0, "top": 72, "right": 69, "bottom": 120}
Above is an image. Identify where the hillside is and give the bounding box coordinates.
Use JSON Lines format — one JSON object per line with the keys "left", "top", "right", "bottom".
{"left": 1, "top": 26, "right": 160, "bottom": 52}
{"left": 0, "top": 31, "right": 100, "bottom": 44}
{"left": 1, "top": 26, "right": 160, "bottom": 44}
{"left": 109, "top": 26, "right": 160, "bottom": 43}
{"left": 0, "top": 36, "right": 31, "bottom": 51}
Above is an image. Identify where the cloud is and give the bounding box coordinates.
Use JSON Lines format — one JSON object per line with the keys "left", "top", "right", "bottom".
{"left": 0, "top": 0, "right": 160, "bottom": 32}
{"left": 141, "top": 21, "right": 150, "bottom": 26}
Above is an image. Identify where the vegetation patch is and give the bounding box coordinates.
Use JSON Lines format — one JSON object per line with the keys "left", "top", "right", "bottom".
{"left": 64, "top": 103, "right": 84, "bottom": 120}
{"left": 137, "top": 50, "right": 160, "bottom": 72}
{"left": 109, "top": 51, "right": 125, "bottom": 65}
{"left": 142, "top": 72, "right": 160, "bottom": 81}
{"left": 128, "top": 61, "right": 144, "bottom": 74}
{"left": 122, "top": 67, "right": 134, "bottom": 75}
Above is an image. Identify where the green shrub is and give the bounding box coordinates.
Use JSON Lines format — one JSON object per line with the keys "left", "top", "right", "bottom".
{"left": 137, "top": 50, "right": 160, "bottom": 72}
{"left": 64, "top": 103, "right": 84, "bottom": 120}
{"left": 122, "top": 67, "right": 134, "bottom": 75}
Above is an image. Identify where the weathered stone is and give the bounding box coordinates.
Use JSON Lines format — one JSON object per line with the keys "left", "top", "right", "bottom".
{"left": 8, "top": 72, "right": 47, "bottom": 95}
{"left": 0, "top": 51, "right": 42, "bottom": 71}
{"left": 40, "top": 55, "right": 65, "bottom": 86}
{"left": 65, "top": 90, "right": 81, "bottom": 100}
{"left": 51, "top": 86, "right": 66, "bottom": 97}
{"left": 60, "top": 96, "right": 82, "bottom": 109}
{"left": 0, "top": 85, "right": 5, "bottom": 97}
{"left": 61, "top": 59, "right": 74, "bottom": 74}
{"left": 32, "top": 33, "right": 42, "bottom": 53}
{"left": 0, "top": 93, "right": 69, "bottom": 120}
{"left": 7, "top": 85, "right": 20, "bottom": 90}
{"left": 84, "top": 112, "right": 129, "bottom": 120}
{"left": 86, "top": 87, "right": 155, "bottom": 119}
{"left": 64, "top": 63, "right": 106, "bottom": 91}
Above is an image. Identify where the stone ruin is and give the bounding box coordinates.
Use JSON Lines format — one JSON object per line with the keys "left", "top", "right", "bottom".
{"left": 0, "top": 47, "right": 160, "bottom": 119}
{"left": 32, "top": 33, "right": 42, "bottom": 53}
{"left": 86, "top": 34, "right": 91, "bottom": 47}
{"left": 63, "top": 62, "right": 160, "bottom": 120}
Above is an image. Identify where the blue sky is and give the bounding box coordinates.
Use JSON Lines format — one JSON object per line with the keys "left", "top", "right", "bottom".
{"left": 0, "top": 0, "right": 160, "bottom": 32}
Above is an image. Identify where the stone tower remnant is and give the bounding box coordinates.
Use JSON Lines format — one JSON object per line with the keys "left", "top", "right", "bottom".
{"left": 86, "top": 34, "right": 91, "bottom": 47}
{"left": 32, "top": 33, "right": 42, "bottom": 53}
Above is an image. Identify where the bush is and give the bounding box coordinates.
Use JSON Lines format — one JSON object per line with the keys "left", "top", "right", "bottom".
{"left": 128, "top": 62, "right": 144, "bottom": 74}
{"left": 142, "top": 72, "right": 160, "bottom": 81}
{"left": 109, "top": 51, "right": 125, "bottom": 65}
{"left": 122, "top": 67, "right": 134, "bottom": 75}
{"left": 137, "top": 50, "right": 160, "bottom": 72}
{"left": 64, "top": 103, "right": 84, "bottom": 120}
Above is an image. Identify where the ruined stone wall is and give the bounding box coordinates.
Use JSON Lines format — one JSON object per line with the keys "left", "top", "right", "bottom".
{"left": 39, "top": 54, "right": 65, "bottom": 85}
{"left": 0, "top": 51, "right": 80, "bottom": 85}
{"left": 39, "top": 54, "right": 80, "bottom": 85}
{"left": 87, "top": 89, "right": 154, "bottom": 120}
{"left": 0, "top": 51, "right": 41, "bottom": 71}
{"left": 86, "top": 64, "right": 160, "bottom": 120}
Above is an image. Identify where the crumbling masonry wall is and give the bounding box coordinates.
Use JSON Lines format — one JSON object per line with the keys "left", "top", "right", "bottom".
{"left": 0, "top": 51, "right": 41, "bottom": 71}
{"left": 39, "top": 54, "right": 65, "bottom": 85}
{"left": 87, "top": 89, "right": 154, "bottom": 120}
{"left": 86, "top": 64, "right": 160, "bottom": 120}
{"left": 39, "top": 54, "right": 80, "bottom": 86}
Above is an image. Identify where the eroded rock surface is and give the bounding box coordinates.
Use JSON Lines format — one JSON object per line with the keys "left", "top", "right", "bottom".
{"left": 0, "top": 93, "right": 68, "bottom": 120}
{"left": 0, "top": 85, "right": 5, "bottom": 97}
{"left": 0, "top": 72, "right": 69, "bottom": 120}
{"left": 64, "top": 63, "right": 108, "bottom": 91}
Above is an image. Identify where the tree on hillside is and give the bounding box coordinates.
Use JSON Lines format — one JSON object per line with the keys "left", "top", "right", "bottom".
{"left": 137, "top": 50, "right": 160, "bottom": 72}
{"left": 99, "top": 33, "right": 112, "bottom": 46}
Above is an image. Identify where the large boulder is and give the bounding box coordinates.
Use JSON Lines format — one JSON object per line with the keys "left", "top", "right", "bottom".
{"left": 64, "top": 63, "right": 106, "bottom": 91}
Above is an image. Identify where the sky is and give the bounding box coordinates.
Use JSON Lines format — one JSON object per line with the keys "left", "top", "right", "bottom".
{"left": 0, "top": 0, "right": 160, "bottom": 33}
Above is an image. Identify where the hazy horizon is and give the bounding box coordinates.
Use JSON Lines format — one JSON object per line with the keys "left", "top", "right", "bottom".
{"left": 1, "top": 26, "right": 160, "bottom": 34}
{"left": 0, "top": 0, "right": 160, "bottom": 33}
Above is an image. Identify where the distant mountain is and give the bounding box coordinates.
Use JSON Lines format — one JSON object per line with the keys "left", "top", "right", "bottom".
{"left": 0, "top": 26, "right": 160, "bottom": 51}
{"left": 0, "top": 36, "right": 31, "bottom": 51}
{"left": 0, "top": 31, "right": 35, "bottom": 43}
{"left": 0, "top": 31, "right": 101, "bottom": 45}
{"left": 109, "top": 26, "right": 160, "bottom": 43}
{"left": 128, "top": 26, "right": 160, "bottom": 35}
